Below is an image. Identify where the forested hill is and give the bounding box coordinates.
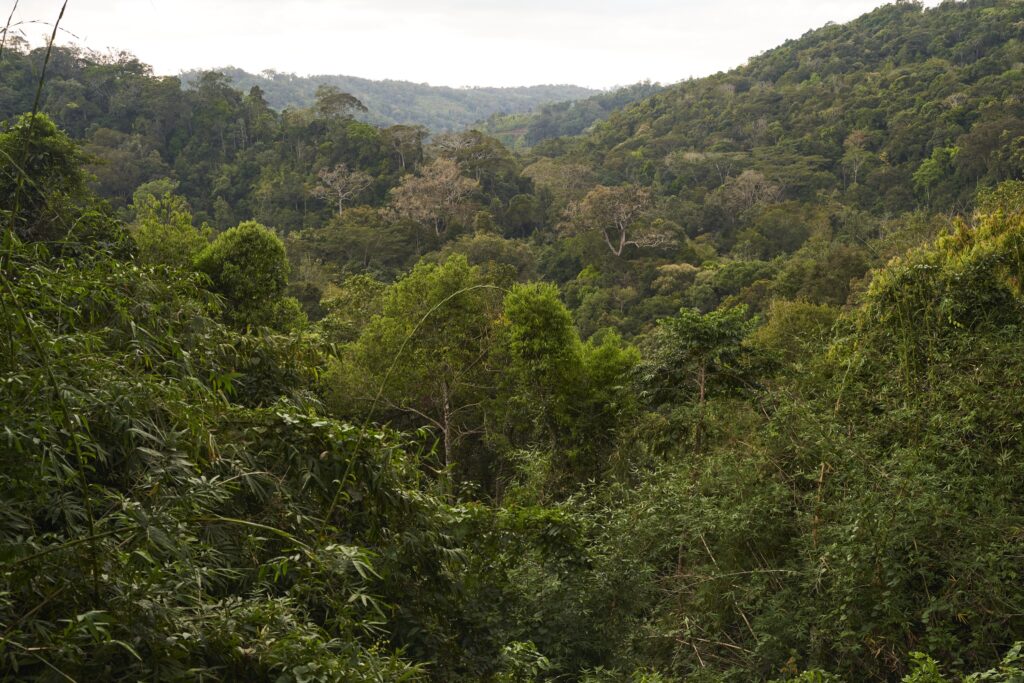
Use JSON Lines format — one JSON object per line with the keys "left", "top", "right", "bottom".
{"left": 181, "top": 67, "right": 600, "bottom": 131}
{"left": 538, "top": 0, "right": 1024, "bottom": 215}
{"left": 7, "top": 0, "right": 1024, "bottom": 680}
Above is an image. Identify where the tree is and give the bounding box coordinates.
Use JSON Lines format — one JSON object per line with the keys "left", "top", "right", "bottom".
{"left": 313, "top": 84, "right": 367, "bottom": 120}
{"left": 841, "top": 129, "right": 875, "bottom": 187}
{"left": 324, "top": 255, "right": 507, "bottom": 475}
{"left": 311, "top": 163, "right": 373, "bottom": 213}
{"left": 243, "top": 84, "right": 278, "bottom": 144}
{"left": 521, "top": 158, "right": 593, "bottom": 209}
{"left": 193, "top": 220, "right": 304, "bottom": 330}
{"left": 130, "top": 179, "right": 210, "bottom": 268}
{"left": 382, "top": 124, "right": 427, "bottom": 173}
{"left": 570, "top": 184, "right": 669, "bottom": 257}
{"left": 0, "top": 112, "right": 91, "bottom": 241}
{"left": 501, "top": 282, "right": 583, "bottom": 436}
{"left": 430, "top": 130, "right": 519, "bottom": 197}
{"left": 500, "top": 283, "right": 638, "bottom": 490}
{"left": 317, "top": 273, "right": 387, "bottom": 344}
{"left": 638, "top": 305, "right": 758, "bottom": 407}
{"left": 504, "top": 193, "right": 543, "bottom": 238}
{"left": 913, "top": 146, "right": 958, "bottom": 204}
{"left": 389, "top": 158, "right": 479, "bottom": 239}
{"left": 713, "top": 169, "right": 782, "bottom": 219}
{"left": 637, "top": 306, "right": 757, "bottom": 448}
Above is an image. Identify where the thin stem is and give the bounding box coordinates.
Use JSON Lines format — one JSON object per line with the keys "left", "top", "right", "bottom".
{"left": 0, "top": 0, "right": 19, "bottom": 61}
{"left": 9, "top": 0, "right": 66, "bottom": 238}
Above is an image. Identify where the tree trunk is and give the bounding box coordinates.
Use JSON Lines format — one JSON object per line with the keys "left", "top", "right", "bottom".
{"left": 695, "top": 364, "right": 707, "bottom": 451}
{"left": 441, "top": 379, "right": 452, "bottom": 470}
{"left": 697, "top": 365, "right": 706, "bottom": 405}
{"left": 602, "top": 228, "right": 625, "bottom": 257}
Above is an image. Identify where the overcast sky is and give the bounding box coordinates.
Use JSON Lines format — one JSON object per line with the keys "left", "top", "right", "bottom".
{"left": 10, "top": 1, "right": 942, "bottom": 89}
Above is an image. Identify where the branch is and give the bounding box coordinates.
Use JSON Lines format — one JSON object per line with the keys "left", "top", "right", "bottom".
{"left": 627, "top": 232, "right": 677, "bottom": 249}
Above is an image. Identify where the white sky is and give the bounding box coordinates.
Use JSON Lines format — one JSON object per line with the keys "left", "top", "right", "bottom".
{"left": 10, "top": 1, "right": 943, "bottom": 89}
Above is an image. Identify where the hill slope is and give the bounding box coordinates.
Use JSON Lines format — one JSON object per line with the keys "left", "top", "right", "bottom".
{"left": 541, "top": 0, "right": 1024, "bottom": 217}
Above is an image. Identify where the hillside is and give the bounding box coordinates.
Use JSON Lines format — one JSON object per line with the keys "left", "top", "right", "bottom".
{"left": 5, "top": 1, "right": 1024, "bottom": 681}
{"left": 180, "top": 67, "right": 600, "bottom": 132}
{"left": 540, "top": 0, "right": 1024, "bottom": 217}
{"left": 479, "top": 81, "right": 665, "bottom": 148}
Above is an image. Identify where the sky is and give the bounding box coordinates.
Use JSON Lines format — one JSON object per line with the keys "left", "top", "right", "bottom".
{"left": 10, "top": 0, "right": 943, "bottom": 89}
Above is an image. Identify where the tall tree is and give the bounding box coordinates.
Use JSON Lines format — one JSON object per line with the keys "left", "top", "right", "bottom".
{"left": 0, "top": 112, "right": 91, "bottom": 241}
{"left": 311, "top": 163, "right": 373, "bottom": 214}
{"left": 636, "top": 305, "right": 757, "bottom": 449}
{"left": 130, "top": 179, "right": 209, "bottom": 268}
{"left": 389, "top": 158, "right": 479, "bottom": 239}
{"left": 313, "top": 84, "right": 367, "bottom": 120}
{"left": 382, "top": 124, "right": 427, "bottom": 173}
{"left": 324, "top": 255, "right": 506, "bottom": 473}
{"left": 570, "top": 184, "right": 669, "bottom": 257}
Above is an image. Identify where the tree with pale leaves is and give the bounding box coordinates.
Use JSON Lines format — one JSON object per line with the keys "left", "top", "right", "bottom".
{"left": 570, "top": 184, "right": 671, "bottom": 257}
{"left": 389, "top": 158, "right": 479, "bottom": 239}
{"left": 717, "top": 169, "right": 781, "bottom": 216}
{"left": 311, "top": 163, "right": 374, "bottom": 214}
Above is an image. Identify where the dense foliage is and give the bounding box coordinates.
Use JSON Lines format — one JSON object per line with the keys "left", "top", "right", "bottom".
{"left": 5, "top": 1, "right": 1024, "bottom": 681}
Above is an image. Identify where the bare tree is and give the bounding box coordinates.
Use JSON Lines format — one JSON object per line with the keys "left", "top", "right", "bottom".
{"left": 710, "top": 169, "right": 782, "bottom": 224}
{"left": 842, "top": 129, "right": 874, "bottom": 186}
{"left": 312, "top": 163, "right": 374, "bottom": 214}
{"left": 725, "top": 170, "right": 781, "bottom": 211}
